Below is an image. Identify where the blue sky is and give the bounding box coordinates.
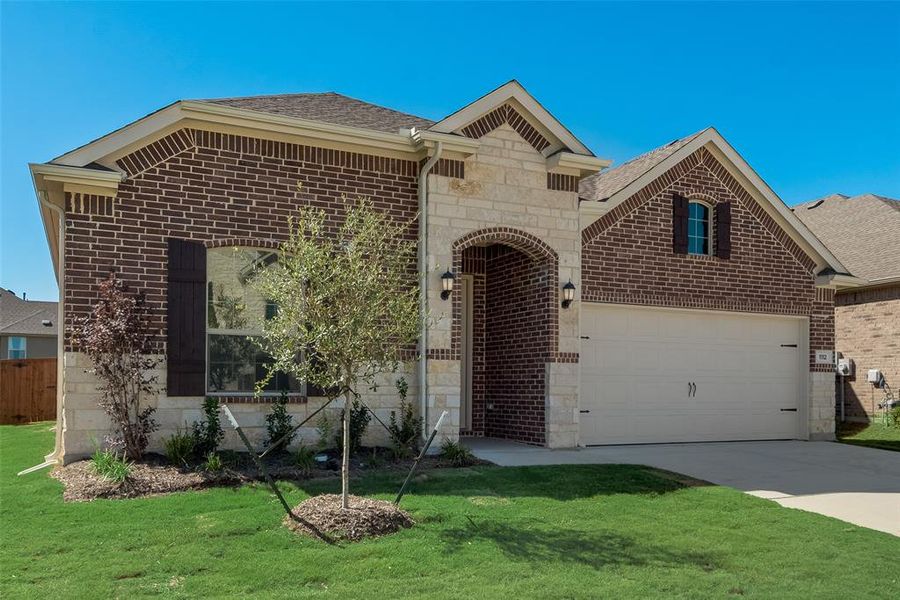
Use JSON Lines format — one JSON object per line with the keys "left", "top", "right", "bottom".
{"left": 2, "top": 1, "right": 898, "bottom": 301}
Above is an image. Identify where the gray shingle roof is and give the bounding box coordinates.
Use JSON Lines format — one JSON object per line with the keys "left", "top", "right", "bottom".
{"left": 200, "top": 92, "right": 435, "bottom": 134}
{"left": 0, "top": 289, "right": 58, "bottom": 336}
{"left": 792, "top": 193, "right": 900, "bottom": 282}
{"left": 579, "top": 129, "right": 706, "bottom": 202}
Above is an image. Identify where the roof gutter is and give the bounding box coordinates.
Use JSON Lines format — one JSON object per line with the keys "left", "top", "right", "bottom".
{"left": 417, "top": 140, "right": 443, "bottom": 440}
{"left": 35, "top": 189, "right": 65, "bottom": 464}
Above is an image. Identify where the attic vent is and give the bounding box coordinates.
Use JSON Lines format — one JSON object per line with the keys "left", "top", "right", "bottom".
{"left": 41, "top": 319, "right": 52, "bottom": 327}
{"left": 65, "top": 192, "right": 114, "bottom": 216}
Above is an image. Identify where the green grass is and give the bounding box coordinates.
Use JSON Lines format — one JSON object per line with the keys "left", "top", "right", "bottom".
{"left": 1, "top": 424, "right": 897, "bottom": 599}
{"left": 837, "top": 421, "right": 900, "bottom": 452}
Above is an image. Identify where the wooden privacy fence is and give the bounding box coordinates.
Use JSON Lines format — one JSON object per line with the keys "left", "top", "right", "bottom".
{"left": 0, "top": 358, "right": 57, "bottom": 424}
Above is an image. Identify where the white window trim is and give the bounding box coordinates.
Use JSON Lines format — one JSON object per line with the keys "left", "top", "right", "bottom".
{"left": 205, "top": 247, "right": 304, "bottom": 397}
{"left": 687, "top": 199, "right": 713, "bottom": 257}
{"left": 8, "top": 336, "right": 27, "bottom": 359}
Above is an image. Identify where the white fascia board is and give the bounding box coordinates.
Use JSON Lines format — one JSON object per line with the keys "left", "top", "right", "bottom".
{"left": 410, "top": 129, "right": 480, "bottom": 156}
{"left": 180, "top": 101, "right": 419, "bottom": 155}
{"left": 600, "top": 128, "right": 847, "bottom": 274}
{"left": 52, "top": 103, "right": 184, "bottom": 167}
{"left": 815, "top": 273, "right": 867, "bottom": 289}
{"left": 430, "top": 81, "right": 594, "bottom": 156}
{"left": 548, "top": 152, "right": 611, "bottom": 176}
{"left": 50, "top": 101, "right": 432, "bottom": 170}
{"left": 30, "top": 162, "right": 124, "bottom": 189}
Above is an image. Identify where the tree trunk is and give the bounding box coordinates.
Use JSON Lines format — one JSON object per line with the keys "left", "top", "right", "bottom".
{"left": 341, "top": 392, "right": 351, "bottom": 509}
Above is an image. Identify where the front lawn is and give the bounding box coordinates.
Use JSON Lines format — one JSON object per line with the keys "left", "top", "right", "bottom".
{"left": 837, "top": 421, "right": 900, "bottom": 452}
{"left": 1, "top": 424, "right": 897, "bottom": 598}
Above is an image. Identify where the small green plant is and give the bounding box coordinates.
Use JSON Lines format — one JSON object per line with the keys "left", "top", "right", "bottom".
{"left": 315, "top": 412, "right": 334, "bottom": 450}
{"left": 294, "top": 443, "right": 316, "bottom": 476}
{"left": 335, "top": 397, "right": 371, "bottom": 456}
{"left": 202, "top": 452, "right": 224, "bottom": 474}
{"left": 888, "top": 406, "right": 900, "bottom": 428}
{"left": 164, "top": 428, "right": 196, "bottom": 466}
{"left": 264, "top": 390, "right": 295, "bottom": 452}
{"left": 192, "top": 397, "right": 224, "bottom": 455}
{"left": 388, "top": 377, "right": 421, "bottom": 460}
{"left": 440, "top": 438, "right": 476, "bottom": 467}
{"left": 91, "top": 448, "right": 131, "bottom": 483}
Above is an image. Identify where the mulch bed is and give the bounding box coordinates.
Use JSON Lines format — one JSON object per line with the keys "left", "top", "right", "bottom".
{"left": 51, "top": 448, "right": 488, "bottom": 502}
{"left": 283, "top": 494, "right": 414, "bottom": 542}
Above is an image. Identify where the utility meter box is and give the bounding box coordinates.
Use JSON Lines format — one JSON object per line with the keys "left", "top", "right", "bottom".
{"left": 867, "top": 369, "right": 883, "bottom": 385}
{"left": 837, "top": 358, "right": 853, "bottom": 377}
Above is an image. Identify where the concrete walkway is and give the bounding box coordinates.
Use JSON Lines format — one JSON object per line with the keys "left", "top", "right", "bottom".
{"left": 464, "top": 438, "right": 900, "bottom": 537}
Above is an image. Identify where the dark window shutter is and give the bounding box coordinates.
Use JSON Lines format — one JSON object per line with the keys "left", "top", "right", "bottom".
{"left": 715, "top": 202, "right": 732, "bottom": 259}
{"left": 167, "top": 238, "right": 206, "bottom": 396}
{"left": 672, "top": 193, "right": 689, "bottom": 254}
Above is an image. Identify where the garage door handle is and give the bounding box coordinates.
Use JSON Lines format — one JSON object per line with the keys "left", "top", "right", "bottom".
{"left": 579, "top": 410, "right": 591, "bottom": 414}
{"left": 780, "top": 408, "right": 798, "bottom": 412}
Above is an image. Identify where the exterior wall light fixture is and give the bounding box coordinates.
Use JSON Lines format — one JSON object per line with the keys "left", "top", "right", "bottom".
{"left": 562, "top": 280, "right": 576, "bottom": 309}
{"left": 440, "top": 270, "right": 455, "bottom": 300}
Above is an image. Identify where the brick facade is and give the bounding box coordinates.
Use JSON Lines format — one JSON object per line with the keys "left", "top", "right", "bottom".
{"left": 64, "top": 129, "right": 420, "bottom": 356}
{"left": 835, "top": 284, "right": 900, "bottom": 420}
{"left": 582, "top": 147, "right": 834, "bottom": 372}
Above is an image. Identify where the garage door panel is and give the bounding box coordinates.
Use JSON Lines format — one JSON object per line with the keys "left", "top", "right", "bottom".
{"left": 580, "top": 304, "right": 802, "bottom": 445}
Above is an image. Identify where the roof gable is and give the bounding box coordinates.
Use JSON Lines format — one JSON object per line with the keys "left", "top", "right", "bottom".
{"left": 580, "top": 128, "right": 849, "bottom": 277}
{"left": 429, "top": 80, "right": 595, "bottom": 156}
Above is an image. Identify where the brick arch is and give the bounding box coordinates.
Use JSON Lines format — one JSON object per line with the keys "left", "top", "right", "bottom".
{"left": 204, "top": 238, "right": 281, "bottom": 250}
{"left": 452, "top": 227, "right": 559, "bottom": 264}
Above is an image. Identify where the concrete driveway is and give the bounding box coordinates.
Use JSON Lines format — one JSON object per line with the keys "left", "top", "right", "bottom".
{"left": 464, "top": 438, "right": 900, "bottom": 536}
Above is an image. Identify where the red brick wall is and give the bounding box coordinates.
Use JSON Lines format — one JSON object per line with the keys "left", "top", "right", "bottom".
{"left": 835, "top": 284, "right": 900, "bottom": 419}
{"left": 582, "top": 147, "right": 833, "bottom": 371}
{"left": 63, "top": 129, "right": 420, "bottom": 353}
{"left": 460, "top": 244, "right": 553, "bottom": 444}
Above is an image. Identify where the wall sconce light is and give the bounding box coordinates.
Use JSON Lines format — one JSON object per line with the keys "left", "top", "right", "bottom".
{"left": 561, "top": 280, "right": 576, "bottom": 309}
{"left": 440, "top": 270, "right": 455, "bottom": 300}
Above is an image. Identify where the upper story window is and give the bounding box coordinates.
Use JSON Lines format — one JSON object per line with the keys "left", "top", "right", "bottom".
{"left": 8, "top": 336, "right": 26, "bottom": 359}
{"left": 688, "top": 201, "right": 711, "bottom": 255}
{"left": 206, "top": 247, "right": 300, "bottom": 395}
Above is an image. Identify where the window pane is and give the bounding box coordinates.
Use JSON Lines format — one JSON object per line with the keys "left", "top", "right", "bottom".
{"left": 8, "top": 337, "right": 26, "bottom": 359}
{"left": 207, "top": 247, "right": 278, "bottom": 330}
{"left": 207, "top": 334, "right": 301, "bottom": 394}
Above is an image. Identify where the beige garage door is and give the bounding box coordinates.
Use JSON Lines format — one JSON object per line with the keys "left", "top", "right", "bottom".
{"left": 580, "top": 304, "right": 804, "bottom": 445}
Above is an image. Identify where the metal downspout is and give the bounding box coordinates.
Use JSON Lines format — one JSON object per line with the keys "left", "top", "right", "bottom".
{"left": 38, "top": 191, "right": 65, "bottom": 463}
{"left": 418, "top": 141, "right": 443, "bottom": 439}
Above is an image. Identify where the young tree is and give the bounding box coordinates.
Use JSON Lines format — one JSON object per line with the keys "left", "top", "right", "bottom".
{"left": 251, "top": 198, "right": 421, "bottom": 509}
{"left": 73, "top": 273, "right": 159, "bottom": 460}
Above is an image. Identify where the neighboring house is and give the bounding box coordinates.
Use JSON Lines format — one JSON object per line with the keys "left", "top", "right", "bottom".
{"left": 0, "top": 289, "right": 58, "bottom": 359}
{"left": 30, "top": 81, "right": 857, "bottom": 463}
{"left": 793, "top": 193, "right": 900, "bottom": 421}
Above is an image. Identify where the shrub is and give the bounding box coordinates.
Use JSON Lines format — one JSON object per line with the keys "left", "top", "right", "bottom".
{"left": 440, "top": 438, "right": 477, "bottom": 467}
{"left": 164, "top": 429, "right": 196, "bottom": 466}
{"left": 192, "top": 397, "right": 224, "bottom": 455}
{"left": 388, "top": 377, "right": 421, "bottom": 459}
{"left": 91, "top": 448, "right": 131, "bottom": 483}
{"left": 73, "top": 273, "right": 159, "bottom": 460}
{"left": 335, "top": 398, "right": 371, "bottom": 456}
{"left": 264, "top": 390, "right": 295, "bottom": 452}
{"left": 294, "top": 443, "right": 316, "bottom": 476}
{"left": 888, "top": 406, "right": 900, "bottom": 428}
{"left": 202, "top": 452, "right": 224, "bottom": 474}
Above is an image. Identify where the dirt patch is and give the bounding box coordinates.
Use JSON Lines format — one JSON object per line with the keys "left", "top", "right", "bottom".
{"left": 283, "top": 494, "right": 413, "bottom": 542}
{"left": 51, "top": 449, "right": 491, "bottom": 502}
{"left": 51, "top": 453, "right": 317, "bottom": 502}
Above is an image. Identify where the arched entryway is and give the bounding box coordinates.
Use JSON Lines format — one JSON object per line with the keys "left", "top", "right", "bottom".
{"left": 452, "top": 228, "right": 558, "bottom": 445}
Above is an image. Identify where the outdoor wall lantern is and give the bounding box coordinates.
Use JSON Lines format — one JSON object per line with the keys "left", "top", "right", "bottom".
{"left": 440, "top": 270, "right": 455, "bottom": 300}
{"left": 561, "top": 280, "right": 576, "bottom": 309}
